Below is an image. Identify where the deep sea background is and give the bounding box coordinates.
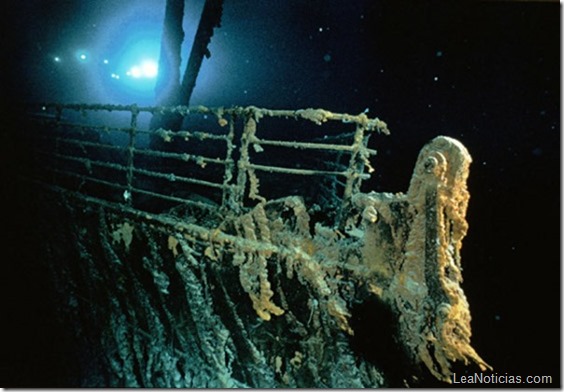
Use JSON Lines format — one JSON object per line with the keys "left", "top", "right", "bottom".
{"left": 1, "top": 0, "right": 560, "bottom": 387}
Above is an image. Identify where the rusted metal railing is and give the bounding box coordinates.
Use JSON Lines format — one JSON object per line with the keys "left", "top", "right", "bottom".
{"left": 22, "top": 104, "right": 389, "bottom": 217}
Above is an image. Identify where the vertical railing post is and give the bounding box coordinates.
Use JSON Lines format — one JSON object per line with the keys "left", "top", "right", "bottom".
{"left": 126, "top": 105, "right": 139, "bottom": 206}
{"left": 342, "top": 124, "right": 367, "bottom": 202}
{"left": 337, "top": 124, "right": 370, "bottom": 227}
{"left": 221, "top": 114, "right": 236, "bottom": 212}
{"left": 234, "top": 113, "right": 255, "bottom": 209}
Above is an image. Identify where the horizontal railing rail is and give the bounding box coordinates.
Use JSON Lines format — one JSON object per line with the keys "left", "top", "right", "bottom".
{"left": 21, "top": 104, "right": 389, "bottom": 219}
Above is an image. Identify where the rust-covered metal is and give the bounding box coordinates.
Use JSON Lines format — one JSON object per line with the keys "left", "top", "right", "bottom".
{"left": 19, "top": 103, "right": 488, "bottom": 386}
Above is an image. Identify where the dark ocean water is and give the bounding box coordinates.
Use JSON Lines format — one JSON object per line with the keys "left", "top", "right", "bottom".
{"left": 1, "top": 0, "right": 559, "bottom": 387}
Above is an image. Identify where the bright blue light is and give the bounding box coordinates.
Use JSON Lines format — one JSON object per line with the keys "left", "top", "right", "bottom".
{"left": 75, "top": 50, "right": 90, "bottom": 63}
{"left": 61, "top": 2, "right": 223, "bottom": 105}
{"left": 97, "top": 31, "right": 161, "bottom": 103}
{"left": 90, "top": 2, "right": 168, "bottom": 104}
{"left": 140, "top": 59, "right": 158, "bottom": 78}
{"left": 126, "top": 59, "right": 158, "bottom": 79}
{"left": 111, "top": 37, "right": 161, "bottom": 101}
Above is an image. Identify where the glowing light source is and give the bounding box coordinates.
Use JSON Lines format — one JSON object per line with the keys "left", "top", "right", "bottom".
{"left": 93, "top": 5, "right": 165, "bottom": 103}
{"left": 54, "top": 56, "right": 61, "bottom": 62}
{"left": 129, "top": 66, "right": 142, "bottom": 78}
{"left": 141, "top": 60, "right": 158, "bottom": 78}
{"left": 126, "top": 59, "right": 158, "bottom": 79}
{"left": 75, "top": 50, "right": 90, "bottom": 62}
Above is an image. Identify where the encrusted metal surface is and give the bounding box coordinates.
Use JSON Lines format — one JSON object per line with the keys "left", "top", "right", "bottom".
{"left": 18, "top": 104, "right": 488, "bottom": 386}
{"left": 23, "top": 104, "right": 388, "bottom": 217}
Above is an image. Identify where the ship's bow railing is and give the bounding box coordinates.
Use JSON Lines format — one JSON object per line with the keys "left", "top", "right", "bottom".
{"left": 21, "top": 104, "right": 390, "bottom": 218}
